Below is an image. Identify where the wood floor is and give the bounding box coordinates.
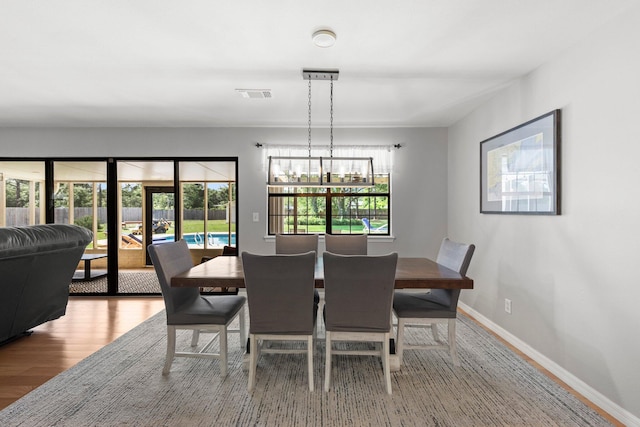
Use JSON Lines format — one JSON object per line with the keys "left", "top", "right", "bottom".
{"left": 0, "top": 298, "right": 622, "bottom": 426}
{"left": 0, "top": 296, "right": 165, "bottom": 410}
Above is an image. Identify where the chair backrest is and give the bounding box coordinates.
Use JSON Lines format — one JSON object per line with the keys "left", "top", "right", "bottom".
{"left": 361, "top": 218, "right": 371, "bottom": 232}
{"left": 275, "top": 234, "right": 318, "bottom": 255}
{"left": 323, "top": 252, "right": 398, "bottom": 333}
{"left": 324, "top": 234, "right": 368, "bottom": 255}
{"left": 431, "top": 238, "right": 476, "bottom": 310}
{"left": 222, "top": 245, "right": 237, "bottom": 256}
{"left": 147, "top": 240, "right": 199, "bottom": 321}
{"left": 242, "top": 251, "right": 316, "bottom": 335}
{"left": 436, "top": 238, "right": 475, "bottom": 276}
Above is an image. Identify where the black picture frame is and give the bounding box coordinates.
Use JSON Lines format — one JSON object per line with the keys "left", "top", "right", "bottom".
{"left": 480, "top": 109, "right": 561, "bottom": 215}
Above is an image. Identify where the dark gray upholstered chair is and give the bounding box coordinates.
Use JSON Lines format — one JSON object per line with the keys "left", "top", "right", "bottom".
{"left": 275, "top": 234, "right": 318, "bottom": 255}
{"left": 323, "top": 252, "right": 398, "bottom": 394}
{"left": 148, "top": 240, "right": 246, "bottom": 377}
{"left": 242, "top": 251, "right": 317, "bottom": 391}
{"left": 393, "top": 238, "right": 475, "bottom": 367}
{"left": 275, "top": 233, "right": 320, "bottom": 308}
{"left": 324, "top": 234, "right": 367, "bottom": 255}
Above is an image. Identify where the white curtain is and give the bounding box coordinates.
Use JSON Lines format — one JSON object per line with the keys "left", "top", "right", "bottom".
{"left": 263, "top": 144, "right": 394, "bottom": 174}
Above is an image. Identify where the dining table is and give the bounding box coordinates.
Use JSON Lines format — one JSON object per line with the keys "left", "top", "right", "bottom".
{"left": 171, "top": 255, "right": 474, "bottom": 290}
{"left": 171, "top": 255, "right": 474, "bottom": 371}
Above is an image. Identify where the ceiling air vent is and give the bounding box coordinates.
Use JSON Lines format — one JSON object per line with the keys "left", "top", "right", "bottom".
{"left": 235, "top": 89, "right": 272, "bottom": 99}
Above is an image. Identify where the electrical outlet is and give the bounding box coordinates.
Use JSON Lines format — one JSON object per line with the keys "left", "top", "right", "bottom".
{"left": 252, "top": 212, "right": 259, "bottom": 222}
{"left": 504, "top": 298, "right": 512, "bottom": 314}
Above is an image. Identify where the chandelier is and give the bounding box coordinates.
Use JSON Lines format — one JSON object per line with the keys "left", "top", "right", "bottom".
{"left": 267, "top": 69, "right": 374, "bottom": 187}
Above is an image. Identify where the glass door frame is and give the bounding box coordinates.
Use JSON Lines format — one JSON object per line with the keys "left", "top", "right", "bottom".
{"left": 144, "top": 186, "right": 175, "bottom": 265}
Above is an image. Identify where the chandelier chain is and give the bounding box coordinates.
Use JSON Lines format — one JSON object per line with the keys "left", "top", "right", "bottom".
{"left": 330, "top": 76, "right": 334, "bottom": 157}
{"left": 307, "top": 77, "right": 312, "bottom": 157}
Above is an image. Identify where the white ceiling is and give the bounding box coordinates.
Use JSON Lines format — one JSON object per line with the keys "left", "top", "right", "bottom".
{"left": 0, "top": 1, "right": 635, "bottom": 128}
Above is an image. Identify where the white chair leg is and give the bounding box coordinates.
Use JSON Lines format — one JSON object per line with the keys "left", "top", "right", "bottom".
{"left": 396, "top": 319, "right": 405, "bottom": 366}
{"left": 431, "top": 323, "right": 440, "bottom": 342}
{"left": 163, "top": 325, "right": 176, "bottom": 375}
{"left": 448, "top": 318, "right": 460, "bottom": 366}
{"left": 324, "top": 331, "right": 332, "bottom": 392}
{"left": 382, "top": 332, "right": 392, "bottom": 394}
{"left": 220, "top": 327, "right": 228, "bottom": 377}
{"left": 191, "top": 329, "right": 200, "bottom": 347}
{"left": 239, "top": 306, "right": 247, "bottom": 350}
{"left": 248, "top": 335, "right": 257, "bottom": 391}
{"left": 307, "top": 336, "right": 314, "bottom": 391}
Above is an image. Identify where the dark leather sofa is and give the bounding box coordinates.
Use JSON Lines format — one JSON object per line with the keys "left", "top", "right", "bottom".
{"left": 0, "top": 224, "right": 92, "bottom": 344}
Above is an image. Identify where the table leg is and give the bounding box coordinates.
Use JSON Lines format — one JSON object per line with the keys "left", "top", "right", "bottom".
{"left": 84, "top": 260, "right": 92, "bottom": 280}
{"left": 242, "top": 338, "right": 251, "bottom": 371}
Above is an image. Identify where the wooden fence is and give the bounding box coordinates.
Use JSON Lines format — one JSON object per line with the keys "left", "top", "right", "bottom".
{"left": 5, "top": 207, "right": 228, "bottom": 227}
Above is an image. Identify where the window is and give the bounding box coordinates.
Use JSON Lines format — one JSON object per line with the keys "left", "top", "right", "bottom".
{"left": 265, "top": 145, "right": 392, "bottom": 235}
{"left": 53, "top": 161, "right": 108, "bottom": 250}
{"left": 181, "top": 181, "right": 236, "bottom": 249}
{"left": 0, "top": 161, "right": 46, "bottom": 226}
{"left": 120, "top": 183, "right": 143, "bottom": 248}
{"left": 268, "top": 175, "right": 390, "bottom": 235}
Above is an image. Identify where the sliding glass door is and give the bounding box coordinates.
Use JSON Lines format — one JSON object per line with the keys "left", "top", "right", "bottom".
{"left": 144, "top": 186, "right": 175, "bottom": 265}
{"left": 53, "top": 161, "right": 109, "bottom": 294}
{"left": 1, "top": 157, "right": 238, "bottom": 296}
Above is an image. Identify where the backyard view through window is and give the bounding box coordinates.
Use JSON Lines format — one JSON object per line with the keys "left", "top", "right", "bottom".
{"left": 119, "top": 182, "right": 236, "bottom": 250}
{"left": 268, "top": 175, "right": 390, "bottom": 235}
{"left": 180, "top": 182, "right": 236, "bottom": 249}
{"left": 1, "top": 173, "right": 44, "bottom": 226}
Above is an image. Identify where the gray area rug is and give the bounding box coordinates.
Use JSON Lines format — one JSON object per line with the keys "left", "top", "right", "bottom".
{"left": 0, "top": 312, "right": 611, "bottom": 426}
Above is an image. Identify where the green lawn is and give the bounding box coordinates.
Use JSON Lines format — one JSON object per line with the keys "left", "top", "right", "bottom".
{"left": 85, "top": 219, "right": 235, "bottom": 248}
{"left": 111, "top": 219, "right": 234, "bottom": 239}
{"left": 289, "top": 219, "right": 388, "bottom": 234}
{"left": 98, "top": 218, "right": 387, "bottom": 242}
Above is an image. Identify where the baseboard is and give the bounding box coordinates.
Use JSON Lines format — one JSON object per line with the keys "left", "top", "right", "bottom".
{"left": 458, "top": 302, "right": 639, "bottom": 427}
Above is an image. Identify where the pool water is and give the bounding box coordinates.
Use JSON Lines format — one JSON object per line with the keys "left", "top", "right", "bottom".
{"left": 154, "top": 232, "right": 236, "bottom": 246}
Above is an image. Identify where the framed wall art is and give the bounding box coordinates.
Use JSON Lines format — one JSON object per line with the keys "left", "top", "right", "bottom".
{"left": 480, "top": 109, "right": 561, "bottom": 214}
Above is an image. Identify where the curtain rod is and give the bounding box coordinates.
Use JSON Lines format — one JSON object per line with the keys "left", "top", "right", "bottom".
{"left": 255, "top": 143, "right": 402, "bottom": 149}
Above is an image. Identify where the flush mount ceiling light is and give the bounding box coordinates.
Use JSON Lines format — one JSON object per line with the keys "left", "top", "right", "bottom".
{"left": 312, "top": 29, "right": 336, "bottom": 48}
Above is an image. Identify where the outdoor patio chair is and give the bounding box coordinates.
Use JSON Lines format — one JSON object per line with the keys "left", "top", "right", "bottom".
{"left": 361, "top": 218, "right": 388, "bottom": 233}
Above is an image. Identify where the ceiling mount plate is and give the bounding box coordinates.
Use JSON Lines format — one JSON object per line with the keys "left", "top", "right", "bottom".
{"left": 302, "top": 69, "right": 339, "bottom": 81}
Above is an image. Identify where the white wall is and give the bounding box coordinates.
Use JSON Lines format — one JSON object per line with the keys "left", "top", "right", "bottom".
{"left": 448, "top": 6, "right": 640, "bottom": 423}
{"left": 0, "top": 126, "right": 448, "bottom": 257}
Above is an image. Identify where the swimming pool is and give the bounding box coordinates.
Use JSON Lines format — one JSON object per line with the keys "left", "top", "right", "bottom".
{"left": 154, "top": 232, "right": 236, "bottom": 247}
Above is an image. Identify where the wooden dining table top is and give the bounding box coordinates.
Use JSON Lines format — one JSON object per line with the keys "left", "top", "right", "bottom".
{"left": 171, "top": 255, "right": 474, "bottom": 290}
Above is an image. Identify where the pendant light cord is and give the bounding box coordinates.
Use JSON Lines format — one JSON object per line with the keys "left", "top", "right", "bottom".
{"left": 330, "top": 76, "right": 334, "bottom": 157}
{"left": 308, "top": 77, "right": 312, "bottom": 158}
